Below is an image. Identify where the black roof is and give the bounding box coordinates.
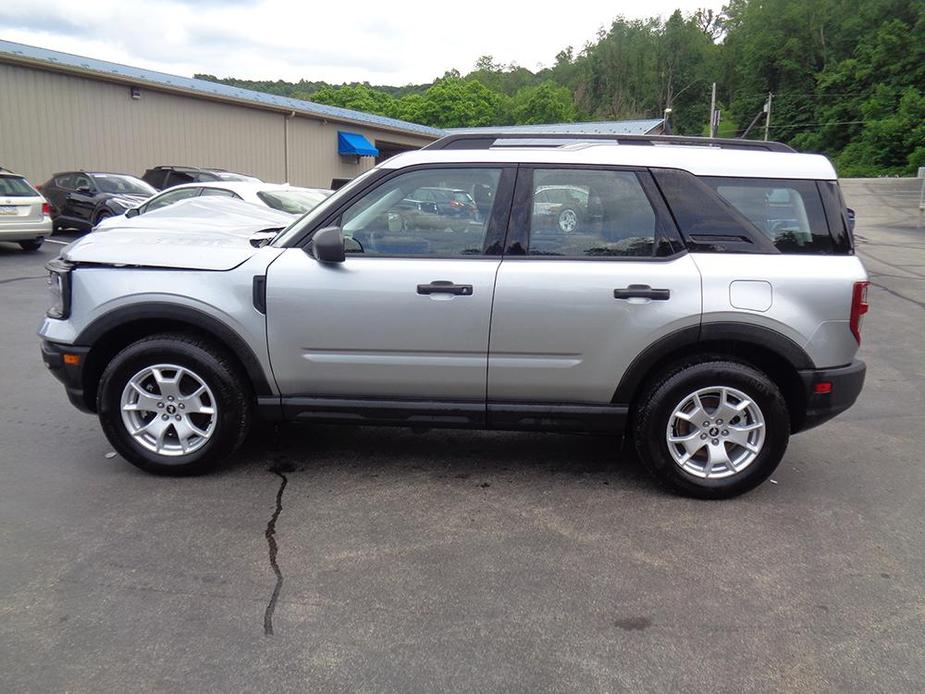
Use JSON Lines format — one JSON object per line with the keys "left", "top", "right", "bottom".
{"left": 424, "top": 131, "right": 796, "bottom": 153}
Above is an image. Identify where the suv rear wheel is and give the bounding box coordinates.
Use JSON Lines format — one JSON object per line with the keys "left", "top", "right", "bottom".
{"left": 97, "top": 333, "right": 252, "bottom": 475}
{"left": 633, "top": 359, "right": 789, "bottom": 499}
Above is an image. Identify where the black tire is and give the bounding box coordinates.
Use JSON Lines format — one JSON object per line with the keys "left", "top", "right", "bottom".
{"left": 97, "top": 333, "right": 252, "bottom": 475}
{"left": 18, "top": 238, "right": 44, "bottom": 251}
{"left": 633, "top": 359, "right": 789, "bottom": 499}
{"left": 94, "top": 211, "right": 111, "bottom": 226}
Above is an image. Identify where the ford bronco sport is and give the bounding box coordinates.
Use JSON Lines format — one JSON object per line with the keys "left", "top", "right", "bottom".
{"left": 39, "top": 133, "right": 868, "bottom": 498}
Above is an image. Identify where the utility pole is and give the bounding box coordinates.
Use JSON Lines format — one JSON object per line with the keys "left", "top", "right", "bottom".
{"left": 709, "top": 82, "right": 717, "bottom": 138}
{"left": 763, "top": 92, "right": 773, "bottom": 141}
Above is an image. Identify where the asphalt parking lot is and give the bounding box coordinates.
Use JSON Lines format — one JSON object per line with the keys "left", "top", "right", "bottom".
{"left": 1, "top": 179, "right": 924, "bottom": 693}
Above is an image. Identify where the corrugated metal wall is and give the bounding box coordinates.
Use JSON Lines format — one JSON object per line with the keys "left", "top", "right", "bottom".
{"left": 0, "top": 63, "right": 434, "bottom": 188}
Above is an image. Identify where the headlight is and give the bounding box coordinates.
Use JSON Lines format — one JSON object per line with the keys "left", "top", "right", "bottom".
{"left": 46, "top": 258, "right": 73, "bottom": 319}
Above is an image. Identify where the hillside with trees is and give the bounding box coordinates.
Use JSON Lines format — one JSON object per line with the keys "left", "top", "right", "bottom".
{"left": 197, "top": 0, "right": 925, "bottom": 176}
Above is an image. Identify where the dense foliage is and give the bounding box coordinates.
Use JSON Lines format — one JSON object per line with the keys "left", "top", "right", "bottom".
{"left": 196, "top": 0, "right": 925, "bottom": 175}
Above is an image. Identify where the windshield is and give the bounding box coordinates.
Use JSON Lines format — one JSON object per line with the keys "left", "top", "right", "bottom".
{"left": 91, "top": 174, "right": 156, "bottom": 196}
{"left": 0, "top": 175, "right": 39, "bottom": 197}
{"left": 258, "top": 189, "right": 330, "bottom": 215}
{"left": 271, "top": 168, "right": 381, "bottom": 246}
{"left": 213, "top": 171, "right": 259, "bottom": 182}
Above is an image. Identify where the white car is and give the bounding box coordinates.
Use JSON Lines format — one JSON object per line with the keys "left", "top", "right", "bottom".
{"left": 93, "top": 196, "right": 294, "bottom": 240}
{"left": 115, "top": 181, "right": 331, "bottom": 224}
{"left": 0, "top": 168, "right": 52, "bottom": 251}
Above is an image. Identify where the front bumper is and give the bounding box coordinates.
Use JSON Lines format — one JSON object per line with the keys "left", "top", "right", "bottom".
{"left": 795, "top": 359, "right": 866, "bottom": 433}
{"left": 41, "top": 340, "right": 92, "bottom": 413}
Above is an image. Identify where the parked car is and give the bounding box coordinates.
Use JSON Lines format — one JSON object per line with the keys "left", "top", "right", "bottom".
{"left": 39, "top": 171, "right": 156, "bottom": 231}
{"left": 533, "top": 185, "right": 594, "bottom": 233}
{"left": 141, "top": 166, "right": 261, "bottom": 191}
{"left": 94, "top": 196, "right": 294, "bottom": 240}
{"left": 0, "top": 168, "right": 51, "bottom": 251}
{"left": 39, "top": 133, "right": 867, "bottom": 499}
{"left": 105, "top": 182, "right": 331, "bottom": 226}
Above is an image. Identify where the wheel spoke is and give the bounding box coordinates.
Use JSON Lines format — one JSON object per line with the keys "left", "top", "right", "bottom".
{"left": 124, "top": 386, "right": 161, "bottom": 413}
{"left": 706, "top": 441, "right": 733, "bottom": 476}
{"left": 669, "top": 431, "right": 706, "bottom": 457}
{"left": 182, "top": 394, "right": 214, "bottom": 415}
{"left": 154, "top": 421, "right": 172, "bottom": 452}
{"left": 173, "top": 418, "right": 196, "bottom": 453}
{"left": 134, "top": 415, "right": 167, "bottom": 439}
{"left": 726, "top": 422, "right": 763, "bottom": 449}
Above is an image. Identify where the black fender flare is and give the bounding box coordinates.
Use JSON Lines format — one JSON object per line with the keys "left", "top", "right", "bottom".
{"left": 612, "top": 322, "right": 815, "bottom": 405}
{"left": 75, "top": 302, "right": 274, "bottom": 396}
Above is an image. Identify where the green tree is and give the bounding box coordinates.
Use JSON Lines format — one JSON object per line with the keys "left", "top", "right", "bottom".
{"left": 301, "top": 84, "right": 399, "bottom": 118}
{"left": 413, "top": 77, "right": 512, "bottom": 128}
{"left": 511, "top": 81, "right": 576, "bottom": 124}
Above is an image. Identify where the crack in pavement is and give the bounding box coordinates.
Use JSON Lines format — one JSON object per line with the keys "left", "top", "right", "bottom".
{"left": 263, "top": 467, "right": 289, "bottom": 636}
{"left": 0, "top": 275, "right": 44, "bottom": 285}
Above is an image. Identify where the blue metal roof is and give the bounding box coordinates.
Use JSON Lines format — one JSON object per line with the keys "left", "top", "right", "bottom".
{"left": 0, "top": 39, "right": 444, "bottom": 139}
{"left": 447, "top": 120, "right": 665, "bottom": 135}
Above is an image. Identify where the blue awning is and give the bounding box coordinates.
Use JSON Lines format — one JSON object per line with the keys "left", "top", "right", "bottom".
{"left": 338, "top": 131, "right": 379, "bottom": 157}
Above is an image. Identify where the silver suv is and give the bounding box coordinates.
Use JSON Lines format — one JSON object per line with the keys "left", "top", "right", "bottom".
{"left": 38, "top": 133, "right": 868, "bottom": 498}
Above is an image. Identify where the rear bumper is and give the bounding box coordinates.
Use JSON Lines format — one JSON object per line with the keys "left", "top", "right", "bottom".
{"left": 0, "top": 217, "right": 52, "bottom": 240}
{"left": 41, "top": 340, "right": 92, "bottom": 413}
{"left": 795, "top": 359, "right": 866, "bottom": 433}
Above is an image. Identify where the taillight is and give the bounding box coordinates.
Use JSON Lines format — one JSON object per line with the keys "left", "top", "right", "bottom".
{"left": 850, "top": 281, "right": 869, "bottom": 344}
{"left": 41, "top": 202, "right": 50, "bottom": 216}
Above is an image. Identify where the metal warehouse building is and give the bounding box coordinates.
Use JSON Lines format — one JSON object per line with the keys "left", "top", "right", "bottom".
{"left": 0, "top": 40, "right": 442, "bottom": 189}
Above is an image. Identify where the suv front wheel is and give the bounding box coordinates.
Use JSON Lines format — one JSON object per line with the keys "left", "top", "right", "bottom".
{"left": 97, "top": 333, "right": 252, "bottom": 475}
{"left": 634, "top": 360, "right": 789, "bottom": 499}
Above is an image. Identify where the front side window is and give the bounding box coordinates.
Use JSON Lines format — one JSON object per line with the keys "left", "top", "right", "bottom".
{"left": 526, "top": 169, "right": 659, "bottom": 257}
{"left": 702, "top": 177, "right": 833, "bottom": 253}
{"left": 338, "top": 168, "right": 502, "bottom": 257}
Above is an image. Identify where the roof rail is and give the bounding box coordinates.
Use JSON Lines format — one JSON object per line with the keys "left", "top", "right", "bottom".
{"left": 424, "top": 131, "right": 796, "bottom": 153}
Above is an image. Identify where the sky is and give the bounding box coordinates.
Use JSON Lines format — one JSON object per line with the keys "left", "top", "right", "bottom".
{"left": 0, "top": 0, "right": 723, "bottom": 86}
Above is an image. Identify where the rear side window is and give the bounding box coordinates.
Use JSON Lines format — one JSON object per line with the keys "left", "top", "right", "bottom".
{"left": 702, "top": 177, "right": 834, "bottom": 254}
{"left": 523, "top": 168, "right": 675, "bottom": 258}
{"left": 0, "top": 175, "right": 38, "bottom": 197}
{"left": 199, "top": 188, "right": 239, "bottom": 199}
{"left": 166, "top": 171, "right": 196, "bottom": 187}
{"left": 143, "top": 169, "right": 167, "bottom": 189}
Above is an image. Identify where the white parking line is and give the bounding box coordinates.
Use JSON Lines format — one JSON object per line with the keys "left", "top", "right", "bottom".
{"left": 46, "top": 239, "right": 68, "bottom": 245}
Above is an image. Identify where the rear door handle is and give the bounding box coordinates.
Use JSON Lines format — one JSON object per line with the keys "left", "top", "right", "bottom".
{"left": 613, "top": 284, "right": 670, "bottom": 301}
{"left": 417, "top": 280, "right": 473, "bottom": 296}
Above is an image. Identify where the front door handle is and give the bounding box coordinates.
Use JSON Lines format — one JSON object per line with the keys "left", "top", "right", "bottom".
{"left": 417, "top": 280, "right": 473, "bottom": 296}
{"left": 613, "top": 284, "right": 670, "bottom": 301}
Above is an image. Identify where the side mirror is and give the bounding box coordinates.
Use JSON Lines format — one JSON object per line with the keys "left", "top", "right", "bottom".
{"left": 310, "top": 226, "right": 345, "bottom": 263}
{"left": 846, "top": 208, "right": 855, "bottom": 232}
{"left": 76, "top": 185, "right": 92, "bottom": 194}
{"left": 125, "top": 207, "right": 140, "bottom": 218}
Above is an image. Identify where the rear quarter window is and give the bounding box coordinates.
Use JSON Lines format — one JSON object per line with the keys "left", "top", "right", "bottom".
{"left": 702, "top": 177, "right": 835, "bottom": 254}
